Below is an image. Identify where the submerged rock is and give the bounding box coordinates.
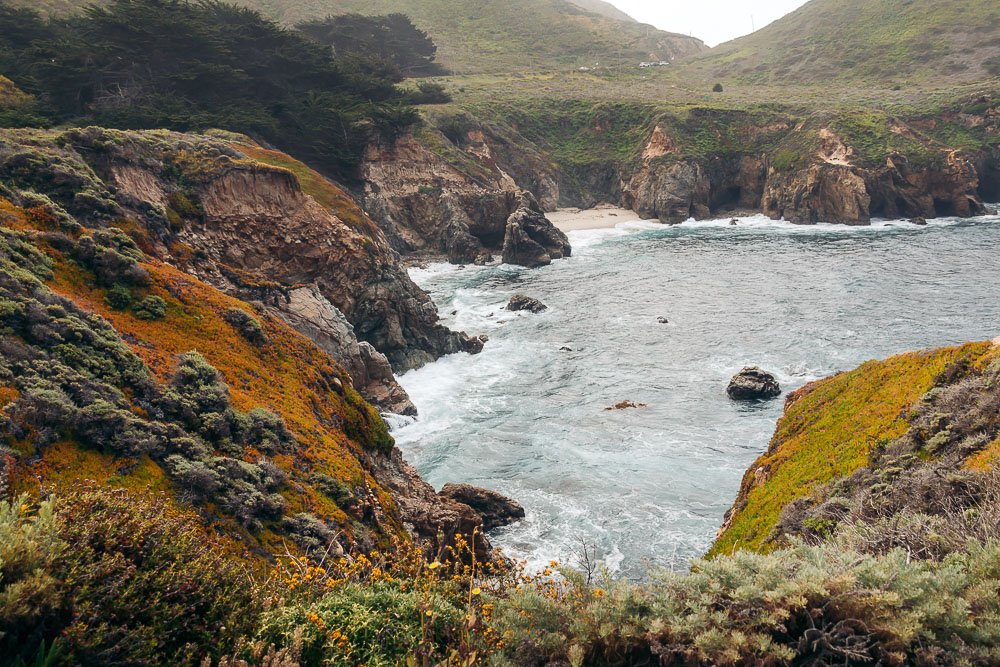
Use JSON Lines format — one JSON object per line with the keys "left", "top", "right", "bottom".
{"left": 507, "top": 294, "right": 547, "bottom": 313}
{"left": 605, "top": 400, "right": 647, "bottom": 411}
{"left": 727, "top": 366, "right": 782, "bottom": 400}
{"left": 909, "top": 217, "right": 928, "bottom": 225}
{"left": 439, "top": 483, "right": 525, "bottom": 531}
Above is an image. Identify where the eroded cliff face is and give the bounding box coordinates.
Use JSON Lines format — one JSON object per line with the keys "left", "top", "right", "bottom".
{"left": 425, "top": 102, "right": 999, "bottom": 227}
{"left": 0, "top": 127, "right": 482, "bottom": 414}
{"left": 624, "top": 121, "right": 992, "bottom": 225}
{"left": 361, "top": 131, "right": 570, "bottom": 267}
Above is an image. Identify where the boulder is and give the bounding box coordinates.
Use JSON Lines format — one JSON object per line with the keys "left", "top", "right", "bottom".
{"left": 507, "top": 294, "right": 547, "bottom": 313}
{"left": 727, "top": 366, "right": 782, "bottom": 400}
{"left": 439, "top": 483, "right": 525, "bottom": 531}
{"left": 501, "top": 192, "right": 571, "bottom": 268}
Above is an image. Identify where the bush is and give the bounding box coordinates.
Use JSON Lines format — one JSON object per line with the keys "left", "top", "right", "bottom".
{"left": 405, "top": 81, "right": 452, "bottom": 105}
{"left": 258, "top": 580, "right": 468, "bottom": 666}
{"left": 0, "top": 495, "right": 68, "bottom": 662}
{"left": 223, "top": 307, "right": 268, "bottom": 345}
{"left": 1, "top": 487, "right": 270, "bottom": 665}
{"left": 133, "top": 295, "right": 167, "bottom": 320}
{"left": 74, "top": 230, "right": 148, "bottom": 287}
{"left": 104, "top": 283, "right": 132, "bottom": 310}
{"left": 712, "top": 82, "right": 724, "bottom": 93}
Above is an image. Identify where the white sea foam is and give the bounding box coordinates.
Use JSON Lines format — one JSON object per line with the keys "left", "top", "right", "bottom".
{"left": 388, "top": 209, "right": 1000, "bottom": 578}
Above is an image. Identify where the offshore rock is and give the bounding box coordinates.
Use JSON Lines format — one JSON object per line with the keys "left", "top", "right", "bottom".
{"left": 502, "top": 192, "right": 571, "bottom": 267}
{"left": 439, "top": 483, "right": 526, "bottom": 532}
{"left": 507, "top": 294, "right": 548, "bottom": 313}
{"left": 727, "top": 366, "right": 782, "bottom": 400}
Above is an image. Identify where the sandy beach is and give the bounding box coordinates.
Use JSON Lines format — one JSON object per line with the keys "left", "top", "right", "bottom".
{"left": 547, "top": 206, "right": 641, "bottom": 232}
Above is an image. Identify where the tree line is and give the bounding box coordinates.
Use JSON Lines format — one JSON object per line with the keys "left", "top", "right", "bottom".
{"left": 0, "top": 0, "right": 449, "bottom": 180}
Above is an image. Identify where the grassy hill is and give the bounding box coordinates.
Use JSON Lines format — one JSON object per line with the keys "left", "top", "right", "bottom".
{"left": 684, "top": 0, "right": 1000, "bottom": 85}
{"left": 568, "top": 0, "right": 636, "bottom": 22}
{"left": 6, "top": 0, "right": 706, "bottom": 74}
{"left": 239, "top": 0, "right": 707, "bottom": 73}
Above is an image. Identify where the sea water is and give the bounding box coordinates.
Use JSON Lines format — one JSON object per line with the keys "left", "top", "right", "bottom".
{"left": 390, "top": 210, "right": 1000, "bottom": 578}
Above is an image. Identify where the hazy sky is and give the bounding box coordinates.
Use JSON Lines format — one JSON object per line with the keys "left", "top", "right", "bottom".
{"left": 608, "top": 0, "right": 810, "bottom": 47}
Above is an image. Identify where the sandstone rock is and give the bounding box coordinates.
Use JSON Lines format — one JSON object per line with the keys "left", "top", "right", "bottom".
{"left": 507, "top": 294, "right": 547, "bottom": 313}
{"left": 727, "top": 366, "right": 782, "bottom": 400}
{"left": 464, "top": 334, "right": 488, "bottom": 355}
{"left": 439, "top": 483, "right": 525, "bottom": 532}
{"left": 762, "top": 164, "right": 871, "bottom": 224}
{"left": 501, "top": 192, "right": 571, "bottom": 268}
{"left": 268, "top": 285, "right": 416, "bottom": 415}
{"left": 361, "top": 134, "right": 570, "bottom": 269}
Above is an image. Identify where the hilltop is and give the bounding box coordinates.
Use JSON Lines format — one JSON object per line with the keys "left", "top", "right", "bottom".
{"left": 567, "top": 0, "right": 636, "bottom": 23}
{"left": 4, "top": 0, "right": 706, "bottom": 75}
{"left": 684, "top": 0, "right": 1000, "bottom": 85}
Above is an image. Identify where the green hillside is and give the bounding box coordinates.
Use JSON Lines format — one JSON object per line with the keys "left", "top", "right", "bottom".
{"left": 685, "top": 0, "right": 1000, "bottom": 84}
{"left": 241, "top": 0, "right": 706, "bottom": 73}
{"left": 568, "top": 0, "right": 636, "bottom": 22}
{"left": 5, "top": 0, "right": 706, "bottom": 74}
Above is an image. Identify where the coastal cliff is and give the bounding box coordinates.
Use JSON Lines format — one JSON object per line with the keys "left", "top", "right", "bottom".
{"left": 360, "top": 128, "right": 570, "bottom": 267}
{"left": 411, "top": 99, "right": 1000, "bottom": 227}
{"left": 712, "top": 340, "right": 1000, "bottom": 557}
{"left": 0, "top": 127, "right": 488, "bottom": 415}
{"left": 0, "top": 164, "right": 519, "bottom": 571}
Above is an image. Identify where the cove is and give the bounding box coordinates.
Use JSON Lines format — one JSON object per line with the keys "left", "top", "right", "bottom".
{"left": 392, "top": 210, "right": 1000, "bottom": 579}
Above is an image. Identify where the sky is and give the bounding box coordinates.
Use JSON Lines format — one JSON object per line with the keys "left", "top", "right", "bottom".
{"left": 608, "top": 0, "right": 810, "bottom": 47}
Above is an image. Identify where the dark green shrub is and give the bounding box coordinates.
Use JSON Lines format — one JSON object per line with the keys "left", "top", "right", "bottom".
{"left": 312, "top": 473, "right": 353, "bottom": 506}
{"left": 223, "top": 307, "right": 268, "bottom": 345}
{"left": 104, "top": 284, "right": 132, "bottom": 310}
{"left": 406, "top": 81, "right": 452, "bottom": 105}
{"left": 712, "top": 82, "right": 724, "bottom": 93}
{"left": 133, "top": 295, "right": 166, "bottom": 320}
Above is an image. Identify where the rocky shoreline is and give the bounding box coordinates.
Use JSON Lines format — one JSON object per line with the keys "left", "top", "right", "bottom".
{"left": 371, "top": 100, "right": 1000, "bottom": 243}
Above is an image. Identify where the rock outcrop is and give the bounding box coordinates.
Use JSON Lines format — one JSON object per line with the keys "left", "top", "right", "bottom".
{"left": 367, "top": 449, "right": 515, "bottom": 562}
{"left": 361, "top": 131, "right": 570, "bottom": 267}
{"left": 502, "top": 193, "right": 571, "bottom": 267}
{"left": 507, "top": 294, "right": 548, "bottom": 313}
{"left": 763, "top": 153, "right": 987, "bottom": 224}
{"left": 438, "top": 483, "right": 526, "bottom": 532}
{"left": 727, "top": 367, "right": 782, "bottom": 400}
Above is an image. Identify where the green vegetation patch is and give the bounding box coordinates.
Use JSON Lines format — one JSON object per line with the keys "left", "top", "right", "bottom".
{"left": 711, "top": 342, "right": 994, "bottom": 557}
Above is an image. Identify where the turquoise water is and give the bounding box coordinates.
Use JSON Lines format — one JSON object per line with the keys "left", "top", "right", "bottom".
{"left": 390, "top": 211, "right": 1000, "bottom": 577}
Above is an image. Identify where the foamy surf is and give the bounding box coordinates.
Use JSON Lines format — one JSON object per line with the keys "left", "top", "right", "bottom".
{"left": 391, "top": 212, "right": 1000, "bottom": 578}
